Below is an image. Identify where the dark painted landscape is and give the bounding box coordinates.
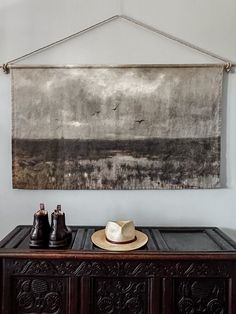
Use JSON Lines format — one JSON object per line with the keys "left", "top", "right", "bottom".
{"left": 12, "top": 137, "right": 220, "bottom": 189}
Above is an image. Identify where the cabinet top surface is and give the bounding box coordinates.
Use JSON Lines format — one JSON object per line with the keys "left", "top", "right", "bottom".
{"left": 0, "top": 226, "right": 236, "bottom": 258}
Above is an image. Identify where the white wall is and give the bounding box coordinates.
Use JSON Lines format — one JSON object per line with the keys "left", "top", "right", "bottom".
{"left": 0, "top": 0, "right": 236, "bottom": 240}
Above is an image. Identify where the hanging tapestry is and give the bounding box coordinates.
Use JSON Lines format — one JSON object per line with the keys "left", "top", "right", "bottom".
{"left": 12, "top": 65, "right": 223, "bottom": 189}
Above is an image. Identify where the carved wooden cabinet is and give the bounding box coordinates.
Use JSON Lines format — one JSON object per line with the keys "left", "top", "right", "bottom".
{"left": 1, "top": 226, "right": 236, "bottom": 313}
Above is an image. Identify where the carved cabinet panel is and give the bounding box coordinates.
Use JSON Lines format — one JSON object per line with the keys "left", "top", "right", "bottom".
{"left": 174, "top": 278, "right": 228, "bottom": 314}
{"left": 13, "top": 277, "right": 67, "bottom": 314}
{"left": 92, "top": 277, "right": 149, "bottom": 314}
{"left": 1, "top": 258, "right": 234, "bottom": 314}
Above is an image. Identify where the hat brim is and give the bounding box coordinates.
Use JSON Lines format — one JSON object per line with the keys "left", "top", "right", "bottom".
{"left": 91, "top": 229, "right": 148, "bottom": 251}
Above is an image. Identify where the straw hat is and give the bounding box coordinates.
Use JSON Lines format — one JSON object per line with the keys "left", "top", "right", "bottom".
{"left": 91, "top": 220, "right": 148, "bottom": 251}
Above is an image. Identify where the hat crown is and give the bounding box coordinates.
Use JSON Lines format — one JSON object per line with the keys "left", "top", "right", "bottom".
{"left": 105, "top": 220, "right": 135, "bottom": 243}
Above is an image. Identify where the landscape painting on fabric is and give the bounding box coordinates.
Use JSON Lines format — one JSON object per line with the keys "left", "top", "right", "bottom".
{"left": 12, "top": 65, "right": 223, "bottom": 189}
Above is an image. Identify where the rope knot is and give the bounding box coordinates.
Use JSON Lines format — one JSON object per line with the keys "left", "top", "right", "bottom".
{"left": 225, "top": 62, "right": 232, "bottom": 73}
{"left": 2, "top": 63, "right": 10, "bottom": 74}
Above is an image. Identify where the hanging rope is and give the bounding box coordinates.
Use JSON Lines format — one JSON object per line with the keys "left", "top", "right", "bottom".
{"left": 121, "top": 15, "right": 234, "bottom": 73}
{"left": 1, "top": 14, "right": 235, "bottom": 74}
{"left": 1, "top": 15, "right": 119, "bottom": 74}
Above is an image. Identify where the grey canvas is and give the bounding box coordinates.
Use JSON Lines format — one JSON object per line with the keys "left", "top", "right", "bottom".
{"left": 12, "top": 65, "right": 223, "bottom": 189}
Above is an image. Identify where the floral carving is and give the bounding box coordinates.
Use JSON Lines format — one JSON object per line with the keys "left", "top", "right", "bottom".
{"left": 10, "top": 260, "right": 58, "bottom": 275}
{"left": 175, "top": 278, "right": 227, "bottom": 314}
{"left": 5, "top": 259, "right": 230, "bottom": 278}
{"left": 95, "top": 278, "right": 147, "bottom": 314}
{"left": 15, "top": 277, "right": 65, "bottom": 314}
{"left": 2, "top": 258, "right": 232, "bottom": 313}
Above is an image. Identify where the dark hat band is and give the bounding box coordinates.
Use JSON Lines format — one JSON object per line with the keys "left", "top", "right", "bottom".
{"left": 105, "top": 236, "right": 137, "bottom": 245}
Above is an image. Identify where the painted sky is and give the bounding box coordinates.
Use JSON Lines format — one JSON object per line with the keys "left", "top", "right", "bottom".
{"left": 12, "top": 66, "right": 223, "bottom": 139}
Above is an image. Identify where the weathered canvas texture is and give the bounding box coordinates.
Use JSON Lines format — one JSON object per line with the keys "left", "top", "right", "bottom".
{"left": 12, "top": 66, "right": 223, "bottom": 190}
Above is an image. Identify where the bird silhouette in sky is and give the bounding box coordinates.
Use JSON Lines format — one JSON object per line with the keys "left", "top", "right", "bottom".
{"left": 112, "top": 103, "right": 120, "bottom": 111}
{"left": 135, "top": 119, "right": 145, "bottom": 124}
{"left": 91, "top": 111, "right": 100, "bottom": 116}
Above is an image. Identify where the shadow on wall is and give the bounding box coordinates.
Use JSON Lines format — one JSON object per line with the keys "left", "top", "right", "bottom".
{"left": 220, "top": 72, "right": 229, "bottom": 188}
